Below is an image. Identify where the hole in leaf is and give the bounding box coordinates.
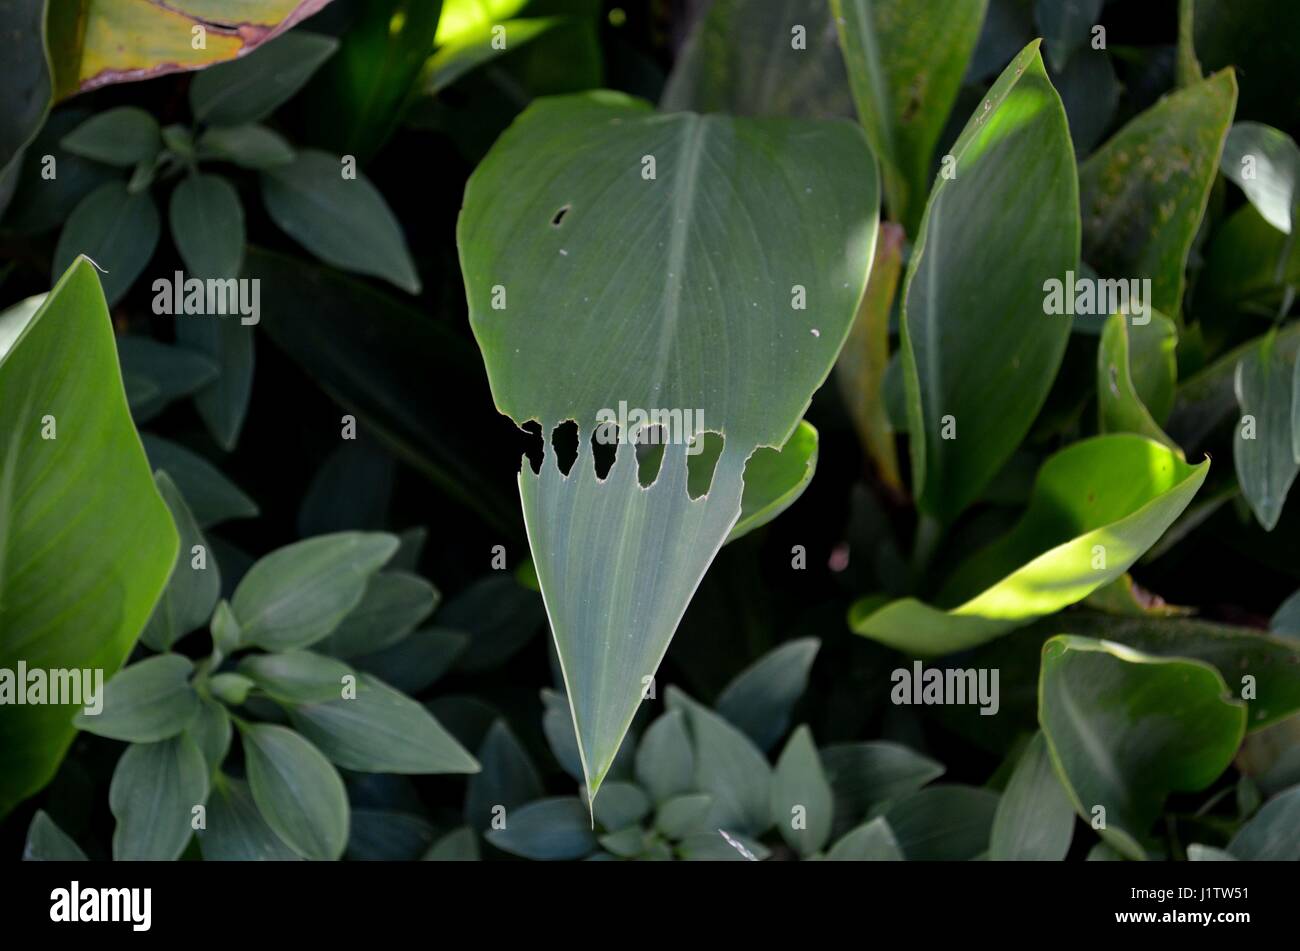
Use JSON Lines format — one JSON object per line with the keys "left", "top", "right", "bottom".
{"left": 635, "top": 426, "right": 667, "bottom": 486}
{"left": 590, "top": 426, "right": 617, "bottom": 479}
{"left": 551, "top": 420, "right": 579, "bottom": 476}
{"left": 686, "top": 432, "right": 725, "bottom": 499}
{"left": 551, "top": 204, "right": 570, "bottom": 227}
{"left": 520, "top": 421, "right": 544, "bottom": 474}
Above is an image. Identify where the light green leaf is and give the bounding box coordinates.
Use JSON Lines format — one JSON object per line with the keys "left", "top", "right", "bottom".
{"left": 1220, "top": 121, "right": 1300, "bottom": 234}
{"left": 190, "top": 31, "right": 339, "bottom": 127}
{"left": 465, "top": 719, "right": 543, "bottom": 833}
{"left": 231, "top": 532, "right": 399, "bottom": 651}
{"left": 427, "top": 17, "right": 563, "bottom": 96}
{"left": 989, "top": 731, "right": 1074, "bottom": 860}
{"left": 61, "top": 107, "right": 161, "bottom": 167}
{"left": 667, "top": 688, "right": 773, "bottom": 836}
{"left": 769, "top": 725, "right": 833, "bottom": 856}
{"left": 1097, "top": 312, "right": 1179, "bottom": 448}
{"left": 1188, "top": 843, "right": 1237, "bottom": 861}
{"left": 74, "top": 653, "right": 198, "bottom": 743}
{"left": 634, "top": 709, "right": 695, "bottom": 804}
{"left": 198, "top": 775, "right": 299, "bottom": 861}
{"left": 728, "top": 420, "right": 819, "bottom": 543}
{"left": 898, "top": 41, "right": 1078, "bottom": 521}
{"left": 661, "top": 0, "right": 853, "bottom": 120}
{"left": 715, "top": 637, "right": 819, "bottom": 752}
{"left": 169, "top": 173, "right": 245, "bottom": 279}
{"left": 459, "top": 91, "right": 878, "bottom": 799}
{"left": 1233, "top": 333, "right": 1299, "bottom": 531}
{"left": 141, "top": 434, "right": 258, "bottom": 528}
{"left": 825, "top": 816, "right": 904, "bottom": 861}
{"left": 0, "top": 261, "right": 177, "bottom": 816}
{"left": 286, "top": 673, "right": 479, "bottom": 774}
{"left": 23, "top": 811, "right": 87, "bottom": 861}
{"left": 853, "top": 435, "right": 1208, "bottom": 655}
{"left": 1078, "top": 69, "right": 1237, "bottom": 316}
{"left": 109, "top": 735, "right": 209, "bottom": 860}
{"left": 241, "top": 722, "right": 349, "bottom": 861}
{"left": 318, "top": 571, "right": 438, "bottom": 658}
{"left": 197, "top": 124, "right": 295, "bottom": 169}
{"left": 53, "top": 183, "right": 160, "bottom": 307}
{"left": 261, "top": 150, "right": 420, "bottom": 293}
{"left": 1039, "top": 635, "right": 1247, "bottom": 860}
{"left": 1228, "top": 785, "right": 1300, "bottom": 859}
{"left": 883, "top": 785, "right": 999, "bottom": 860}
{"left": 207, "top": 672, "right": 253, "bottom": 706}
{"left": 486, "top": 797, "right": 596, "bottom": 860}
{"left": 833, "top": 0, "right": 988, "bottom": 230}
{"left": 141, "top": 471, "right": 221, "bottom": 651}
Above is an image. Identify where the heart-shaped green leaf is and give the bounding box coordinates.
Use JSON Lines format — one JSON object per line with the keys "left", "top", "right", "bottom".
{"left": 458, "top": 91, "right": 878, "bottom": 799}
{"left": 1039, "top": 635, "right": 1247, "bottom": 860}
{"left": 852, "top": 434, "right": 1208, "bottom": 655}
{"left": 898, "top": 41, "right": 1079, "bottom": 522}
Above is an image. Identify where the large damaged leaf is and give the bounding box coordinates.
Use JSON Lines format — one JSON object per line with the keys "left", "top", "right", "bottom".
{"left": 458, "top": 92, "right": 878, "bottom": 798}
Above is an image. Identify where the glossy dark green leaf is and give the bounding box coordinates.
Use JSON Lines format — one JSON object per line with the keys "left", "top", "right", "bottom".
{"left": 141, "top": 434, "right": 258, "bottom": 528}
{"left": 169, "top": 173, "right": 245, "bottom": 280}
{"left": 53, "top": 183, "right": 160, "bottom": 307}
{"left": 833, "top": 0, "right": 988, "bottom": 229}
{"left": 853, "top": 435, "right": 1208, "bottom": 655}
{"left": 899, "top": 42, "right": 1078, "bottom": 521}
{"left": 190, "top": 31, "right": 339, "bottom": 127}
{"left": 2, "top": 109, "right": 119, "bottom": 234}
{"left": 198, "top": 775, "right": 300, "bottom": 861}
{"left": 459, "top": 91, "right": 878, "bottom": 799}
{"left": 0, "top": 0, "right": 51, "bottom": 217}
{"left": 989, "top": 731, "right": 1074, "bottom": 860}
{"left": 197, "top": 124, "right": 295, "bottom": 169}
{"left": 22, "top": 811, "right": 87, "bottom": 861}
{"left": 175, "top": 317, "right": 254, "bottom": 451}
{"left": 1039, "top": 635, "right": 1247, "bottom": 860}
{"left": 1233, "top": 333, "right": 1299, "bottom": 531}
{"left": 661, "top": 0, "right": 853, "bottom": 120}
{"left": 140, "top": 472, "right": 221, "bottom": 651}
{"left": 61, "top": 107, "right": 160, "bottom": 167}
{"left": 287, "top": 673, "right": 479, "bottom": 774}
{"left": 261, "top": 150, "right": 420, "bottom": 293}
{"left": 485, "top": 797, "right": 596, "bottom": 860}
{"left": 241, "top": 722, "right": 349, "bottom": 861}
{"left": 109, "top": 735, "right": 209, "bottom": 860}
{"left": 230, "top": 532, "right": 399, "bottom": 651}
{"left": 1078, "top": 69, "right": 1237, "bottom": 316}
{"left": 715, "top": 637, "right": 819, "bottom": 752}
{"left": 1054, "top": 45, "right": 1120, "bottom": 157}
{"left": 74, "top": 654, "right": 199, "bottom": 743}
{"left": 769, "top": 725, "right": 832, "bottom": 856}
